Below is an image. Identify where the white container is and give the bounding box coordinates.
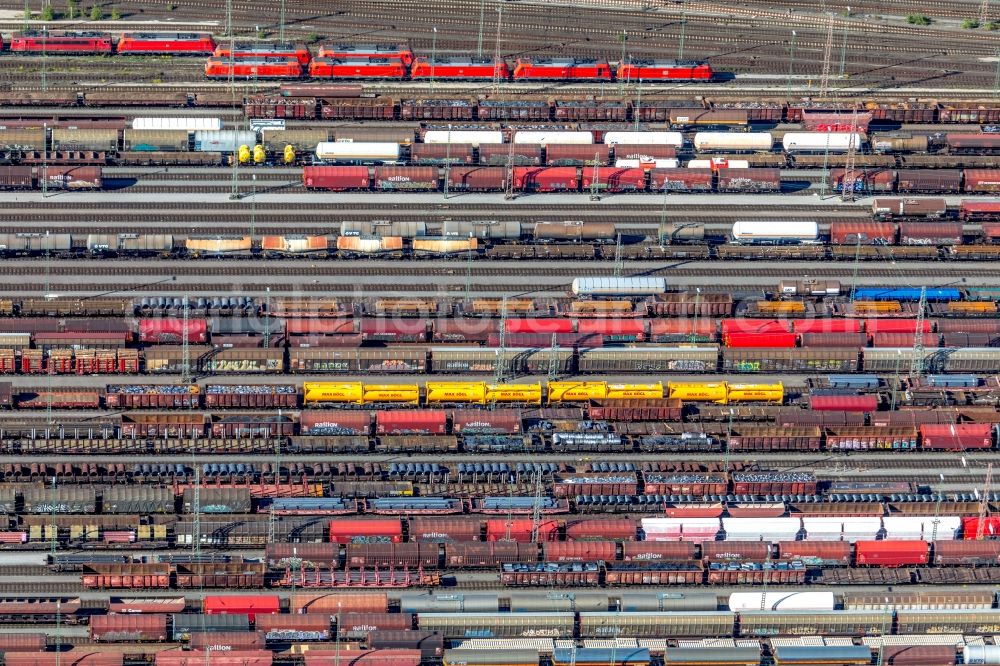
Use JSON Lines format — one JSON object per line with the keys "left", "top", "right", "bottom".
{"left": 964, "top": 645, "right": 1000, "bottom": 664}
{"left": 728, "top": 592, "right": 835, "bottom": 612}
{"left": 615, "top": 158, "right": 678, "bottom": 169}
{"left": 424, "top": 130, "right": 503, "bottom": 146}
{"left": 883, "top": 515, "right": 961, "bottom": 541}
{"left": 513, "top": 131, "right": 593, "bottom": 145}
{"left": 732, "top": 220, "right": 820, "bottom": 244}
{"left": 192, "top": 130, "right": 257, "bottom": 153}
{"left": 315, "top": 142, "right": 401, "bottom": 162}
{"left": 802, "top": 516, "right": 881, "bottom": 542}
{"left": 604, "top": 131, "right": 683, "bottom": 146}
{"left": 572, "top": 277, "right": 666, "bottom": 297}
{"left": 722, "top": 517, "right": 800, "bottom": 541}
{"left": 641, "top": 517, "right": 720, "bottom": 542}
{"left": 687, "top": 159, "right": 712, "bottom": 169}
{"left": 133, "top": 117, "right": 222, "bottom": 131}
{"left": 694, "top": 132, "right": 773, "bottom": 152}
{"left": 781, "top": 132, "right": 863, "bottom": 152}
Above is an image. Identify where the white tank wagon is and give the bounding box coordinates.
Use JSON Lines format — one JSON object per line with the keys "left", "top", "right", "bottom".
{"left": 728, "top": 592, "right": 835, "bottom": 612}
{"left": 781, "top": 132, "right": 863, "bottom": 152}
{"left": 694, "top": 132, "right": 773, "bottom": 152}
{"left": 572, "top": 277, "right": 667, "bottom": 297}
{"left": 604, "top": 131, "right": 683, "bottom": 147}
{"left": 315, "top": 142, "right": 401, "bottom": 163}
{"left": 731, "top": 221, "right": 820, "bottom": 245}
{"left": 441, "top": 221, "right": 522, "bottom": 240}
{"left": 340, "top": 221, "right": 426, "bottom": 237}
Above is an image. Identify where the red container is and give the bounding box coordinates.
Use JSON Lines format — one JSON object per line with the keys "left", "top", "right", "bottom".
{"left": 864, "top": 318, "right": 932, "bottom": 334}
{"left": 303, "top": 650, "right": 421, "bottom": 666}
{"left": 829, "top": 221, "right": 897, "bottom": 245}
{"left": 792, "top": 319, "right": 862, "bottom": 334}
{"left": 721, "top": 319, "right": 788, "bottom": 335}
{"left": 189, "top": 631, "right": 265, "bottom": 651}
{"left": 409, "top": 517, "right": 482, "bottom": 542}
{"left": 506, "top": 318, "right": 574, "bottom": 334}
{"left": 374, "top": 166, "right": 438, "bottom": 191}
{"left": 620, "top": 541, "right": 697, "bottom": 562}
{"left": 580, "top": 167, "right": 647, "bottom": 192}
{"left": 156, "top": 651, "right": 272, "bottom": 666}
{"left": 855, "top": 540, "right": 928, "bottom": 566}
{"left": 339, "top": 613, "right": 413, "bottom": 637}
{"left": 546, "top": 144, "right": 609, "bottom": 166}
{"left": 899, "top": 221, "right": 963, "bottom": 245}
{"left": 716, "top": 168, "right": 781, "bottom": 192}
{"left": 542, "top": 541, "right": 616, "bottom": 562}
{"left": 303, "top": 166, "right": 371, "bottom": 191}
{"left": 359, "top": 319, "right": 429, "bottom": 342}
{"left": 810, "top": 394, "right": 878, "bottom": 412}
{"left": 328, "top": 518, "right": 404, "bottom": 544}
{"left": 920, "top": 423, "right": 993, "bottom": 450}
{"left": 139, "top": 319, "right": 208, "bottom": 344}
{"left": 376, "top": 410, "right": 447, "bottom": 435}
{"left": 300, "top": 411, "right": 371, "bottom": 435}
{"left": 513, "top": 167, "right": 580, "bottom": 192}
{"left": 90, "top": 614, "right": 168, "bottom": 641}
{"left": 451, "top": 410, "right": 521, "bottom": 434}
{"left": 934, "top": 539, "right": 1000, "bottom": 563}
{"left": 446, "top": 166, "right": 506, "bottom": 191}
{"left": 650, "top": 167, "right": 713, "bottom": 192}
{"left": 486, "top": 518, "right": 558, "bottom": 542}
{"left": 724, "top": 331, "right": 796, "bottom": 348}
{"left": 777, "top": 540, "right": 852, "bottom": 566}
{"left": 203, "top": 595, "right": 279, "bottom": 622}
{"left": 962, "top": 516, "right": 1000, "bottom": 539}
{"left": 963, "top": 169, "right": 1000, "bottom": 193}
{"left": 565, "top": 519, "right": 637, "bottom": 541}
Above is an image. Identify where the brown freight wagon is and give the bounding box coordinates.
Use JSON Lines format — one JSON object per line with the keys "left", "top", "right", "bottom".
{"left": 543, "top": 541, "right": 617, "bottom": 563}
{"left": 400, "top": 99, "right": 475, "bottom": 121}
{"left": 373, "top": 166, "right": 438, "bottom": 191}
{"left": 174, "top": 562, "right": 266, "bottom": 588}
{"left": 0, "top": 634, "right": 46, "bottom": 652}
{"left": 290, "top": 592, "right": 388, "bottom": 614}
{"left": 702, "top": 541, "right": 771, "bottom": 563}
{"left": 933, "top": 540, "right": 1000, "bottom": 566}
{"left": 588, "top": 399, "right": 683, "bottom": 421}
{"left": 650, "top": 167, "right": 713, "bottom": 192}
{"left": 321, "top": 98, "right": 396, "bottom": 120}
{"left": 554, "top": 99, "right": 628, "bottom": 122}
{"left": 545, "top": 144, "right": 609, "bottom": 166}
{"left": 620, "top": 541, "right": 697, "bottom": 562}
{"left": 346, "top": 543, "right": 439, "bottom": 568}
{"left": 963, "top": 168, "right": 1000, "bottom": 193}
{"left": 445, "top": 542, "right": 535, "bottom": 567}
{"left": 899, "top": 221, "right": 963, "bottom": 245}
{"left": 82, "top": 564, "right": 171, "bottom": 589}
{"left": 410, "top": 142, "right": 474, "bottom": 165}
{"left": 204, "top": 384, "right": 298, "bottom": 408}
{"left": 707, "top": 569, "right": 805, "bottom": 585}
{"left": 105, "top": 385, "right": 200, "bottom": 409}
{"left": 501, "top": 563, "right": 601, "bottom": 587}
{"left": 722, "top": 348, "right": 859, "bottom": 373}
{"left": 189, "top": 631, "right": 265, "bottom": 650}
{"left": 643, "top": 474, "right": 727, "bottom": 497}
{"left": 367, "top": 630, "right": 445, "bottom": 657}
{"left": 90, "top": 613, "right": 168, "bottom": 642}
{"left": 604, "top": 563, "right": 704, "bottom": 585}
{"left": 339, "top": 613, "right": 414, "bottom": 638}
{"left": 478, "top": 143, "right": 542, "bottom": 166}
{"left": 201, "top": 349, "right": 282, "bottom": 373}
{"left": 727, "top": 426, "right": 823, "bottom": 452}
{"left": 17, "top": 391, "right": 101, "bottom": 409}
{"left": 896, "top": 169, "right": 962, "bottom": 193}
{"left": 478, "top": 99, "right": 550, "bottom": 120}
{"left": 716, "top": 168, "right": 780, "bottom": 193}
{"left": 565, "top": 519, "right": 637, "bottom": 541}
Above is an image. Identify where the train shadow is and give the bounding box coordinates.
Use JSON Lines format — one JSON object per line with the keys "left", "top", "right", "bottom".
{"left": 101, "top": 178, "right": 138, "bottom": 191}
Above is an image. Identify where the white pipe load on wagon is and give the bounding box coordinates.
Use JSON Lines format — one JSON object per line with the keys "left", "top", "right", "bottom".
{"left": 722, "top": 517, "right": 801, "bottom": 542}
{"left": 132, "top": 117, "right": 222, "bottom": 131}
{"left": 513, "top": 131, "right": 593, "bottom": 145}
{"left": 731, "top": 221, "right": 820, "bottom": 245}
{"left": 800, "top": 516, "right": 882, "bottom": 542}
{"left": 572, "top": 277, "right": 667, "bottom": 297}
{"left": 964, "top": 645, "right": 1000, "bottom": 664}
{"left": 604, "top": 131, "right": 683, "bottom": 146}
{"left": 315, "top": 142, "right": 401, "bottom": 162}
{"left": 192, "top": 130, "right": 257, "bottom": 153}
{"left": 728, "top": 592, "right": 835, "bottom": 612}
{"left": 693, "top": 132, "right": 773, "bottom": 152}
{"left": 423, "top": 130, "right": 504, "bottom": 146}
{"left": 781, "top": 132, "right": 863, "bottom": 152}
{"left": 615, "top": 158, "right": 678, "bottom": 169}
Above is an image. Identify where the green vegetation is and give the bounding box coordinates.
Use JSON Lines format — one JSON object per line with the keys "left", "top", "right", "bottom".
{"left": 41, "top": 4, "right": 55, "bottom": 20}
{"left": 963, "top": 18, "right": 981, "bottom": 28}
{"left": 306, "top": 32, "right": 320, "bottom": 44}
{"left": 988, "top": 21, "right": 999, "bottom": 30}
{"left": 256, "top": 28, "right": 268, "bottom": 39}
{"left": 110, "top": 6, "right": 120, "bottom": 19}
{"left": 23, "top": 7, "right": 31, "bottom": 19}
{"left": 66, "top": 0, "right": 77, "bottom": 18}
{"left": 166, "top": 3, "right": 175, "bottom": 9}
{"left": 89, "top": 5, "right": 102, "bottom": 19}
{"left": 906, "top": 14, "right": 931, "bottom": 25}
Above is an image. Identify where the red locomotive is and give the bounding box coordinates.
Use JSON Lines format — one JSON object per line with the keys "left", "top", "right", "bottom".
{"left": 308, "top": 57, "right": 407, "bottom": 79}
{"left": 117, "top": 32, "right": 216, "bottom": 55}
{"left": 213, "top": 42, "right": 311, "bottom": 65}
{"left": 410, "top": 56, "right": 509, "bottom": 80}
{"left": 10, "top": 30, "right": 113, "bottom": 54}
{"left": 513, "top": 57, "right": 612, "bottom": 81}
{"left": 204, "top": 56, "right": 303, "bottom": 79}
{"left": 318, "top": 43, "right": 414, "bottom": 66}
{"left": 617, "top": 59, "right": 713, "bottom": 81}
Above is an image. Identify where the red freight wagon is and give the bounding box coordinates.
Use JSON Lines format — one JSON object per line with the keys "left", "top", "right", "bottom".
{"left": 962, "top": 516, "right": 1000, "bottom": 539}
{"left": 339, "top": 613, "right": 414, "bottom": 637}
{"left": 721, "top": 319, "right": 788, "bottom": 335}
{"left": 546, "top": 144, "right": 610, "bottom": 166}
{"left": 620, "top": 541, "right": 697, "bottom": 562}
{"left": 290, "top": 592, "right": 389, "bottom": 614}
{"left": 10, "top": 30, "right": 113, "bottom": 54}
{"left": 117, "top": 32, "right": 215, "bottom": 54}
{"left": 411, "top": 56, "right": 508, "bottom": 79}
{"left": 0, "top": 635, "right": 45, "bottom": 652}
{"left": 155, "top": 651, "right": 272, "bottom": 666}
{"left": 777, "top": 540, "right": 852, "bottom": 566}
{"left": 963, "top": 169, "right": 1000, "bottom": 192}
{"left": 189, "top": 631, "right": 265, "bottom": 650}
{"left": 864, "top": 318, "right": 932, "bottom": 334}
{"left": 810, "top": 394, "right": 878, "bottom": 412}
{"left": 139, "top": 319, "right": 208, "bottom": 344}
{"left": 409, "top": 517, "right": 483, "bottom": 542}
{"left": 447, "top": 166, "right": 506, "bottom": 191}
{"left": 214, "top": 42, "right": 311, "bottom": 65}
{"left": 650, "top": 167, "right": 713, "bottom": 192}
{"left": 542, "top": 541, "right": 616, "bottom": 562}
{"left": 300, "top": 411, "right": 371, "bottom": 435}
{"left": 617, "top": 60, "right": 713, "bottom": 80}
{"left": 373, "top": 166, "right": 438, "bottom": 191}
{"left": 90, "top": 614, "right": 168, "bottom": 642}
{"left": 359, "top": 319, "right": 428, "bottom": 342}
{"left": 319, "top": 43, "right": 414, "bottom": 65}
{"left": 513, "top": 57, "right": 611, "bottom": 80}
{"left": 451, "top": 410, "right": 521, "bottom": 434}
{"left": 328, "top": 518, "right": 404, "bottom": 544}
{"left": 575, "top": 318, "right": 646, "bottom": 339}
{"left": 303, "top": 166, "right": 371, "bottom": 191}
{"left": 960, "top": 200, "right": 1000, "bottom": 221}
{"left": 376, "top": 410, "right": 447, "bottom": 435}
{"left": 791, "top": 319, "right": 862, "bottom": 334}
{"left": 204, "top": 56, "right": 303, "bottom": 79}
{"left": 881, "top": 646, "right": 956, "bottom": 666}
{"left": 302, "top": 650, "right": 422, "bottom": 666}
{"left": 309, "top": 58, "right": 407, "bottom": 79}
{"left": 513, "top": 167, "right": 579, "bottom": 192}
{"left": 723, "top": 331, "right": 796, "bottom": 348}
{"left": 203, "top": 595, "right": 279, "bottom": 622}
{"left": 855, "top": 540, "right": 928, "bottom": 567}
{"left": 899, "top": 221, "right": 963, "bottom": 245}
{"left": 506, "top": 318, "right": 575, "bottom": 334}
{"left": 581, "top": 167, "right": 647, "bottom": 192}
{"left": 5, "top": 655, "right": 124, "bottom": 666}
{"left": 983, "top": 223, "right": 1000, "bottom": 242}
{"left": 564, "top": 519, "right": 637, "bottom": 541}
{"left": 829, "top": 221, "right": 897, "bottom": 245}
{"left": 920, "top": 423, "right": 994, "bottom": 450}
{"left": 486, "top": 518, "right": 558, "bottom": 542}
{"left": 933, "top": 539, "right": 1000, "bottom": 564}
{"left": 614, "top": 144, "right": 677, "bottom": 160}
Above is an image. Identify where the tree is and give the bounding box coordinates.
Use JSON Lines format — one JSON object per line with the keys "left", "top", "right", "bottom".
{"left": 988, "top": 21, "right": 999, "bottom": 30}
{"left": 306, "top": 32, "right": 320, "bottom": 44}
{"left": 256, "top": 28, "right": 268, "bottom": 39}
{"left": 67, "top": 0, "right": 77, "bottom": 18}
{"left": 963, "top": 18, "right": 981, "bottom": 28}
{"left": 89, "top": 5, "right": 103, "bottom": 19}
{"left": 110, "top": 6, "right": 120, "bottom": 19}
{"left": 906, "top": 14, "right": 931, "bottom": 25}
{"left": 41, "top": 4, "right": 55, "bottom": 20}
